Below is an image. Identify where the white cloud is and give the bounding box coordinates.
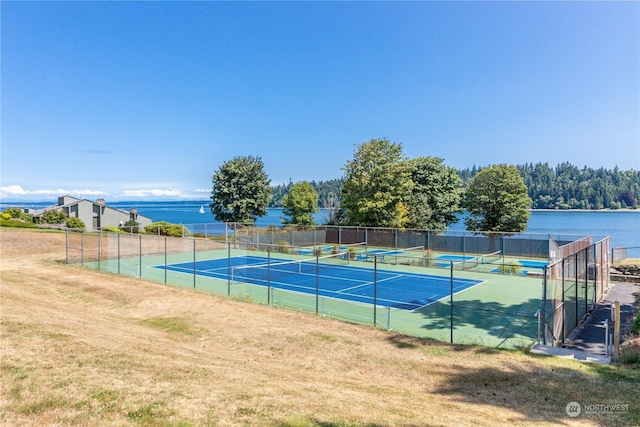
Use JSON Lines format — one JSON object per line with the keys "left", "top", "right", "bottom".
{"left": 0, "top": 185, "right": 28, "bottom": 196}
{"left": 1, "top": 185, "right": 206, "bottom": 201}
{"left": 120, "top": 188, "right": 195, "bottom": 199}
{"left": 0, "top": 185, "right": 108, "bottom": 199}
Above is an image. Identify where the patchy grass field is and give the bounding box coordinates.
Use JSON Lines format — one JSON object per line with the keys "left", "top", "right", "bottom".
{"left": 1, "top": 229, "right": 639, "bottom": 426}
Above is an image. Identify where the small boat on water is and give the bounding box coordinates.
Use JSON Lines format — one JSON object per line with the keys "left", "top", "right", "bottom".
{"left": 199, "top": 205, "right": 205, "bottom": 214}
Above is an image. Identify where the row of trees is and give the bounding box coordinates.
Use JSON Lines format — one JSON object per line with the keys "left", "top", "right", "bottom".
{"left": 210, "top": 139, "right": 532, "bottom": 232}
{"left": 274, "top": 162, "right": 639, "bottom": 212}
{"left": 461, "top": 162, "right": 639, "bottom": 210}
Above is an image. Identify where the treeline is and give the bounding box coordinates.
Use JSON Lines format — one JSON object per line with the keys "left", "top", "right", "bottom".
{"left": 458, "top": 162, "right": 640, "bottom": 210}
{"left": 271, "top": 179, "right": 343, "bottom": 208}
{"left": 272, "top": 162, "right": 640, "bottom": 210}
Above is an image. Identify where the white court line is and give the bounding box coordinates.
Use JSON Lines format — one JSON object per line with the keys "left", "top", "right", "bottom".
{"left": 337, "top": 274, "right": 404, "bottom": 293}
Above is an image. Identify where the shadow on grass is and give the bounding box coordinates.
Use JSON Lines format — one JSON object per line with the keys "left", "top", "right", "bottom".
{"left": 433, "top": 355, "right": 640, "bottom": 426}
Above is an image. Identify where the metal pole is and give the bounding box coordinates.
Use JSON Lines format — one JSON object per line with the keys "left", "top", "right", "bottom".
{"left": 117, "top": 233, "right": 121, "bottom": 274}
{"left": 227, "top": 241, "right": 231, "bottom": 296}
{"left": 450, "top": 261, "right": 454, "bottom": 344}
{"left": 542, "top": 265, "right": 548, "bottom": 345}
{"left": 315, "top": 251, "right": 319, "bottom": 315}
{"left": 139, "top": 234, "right": 142, "bottom": 278}
{"left": 193, "top": 239, "right": 196, "bottom": 289}
{"left": 164, "top": 237, "right": 167, "bottom": 284}
{"left": 373, "top": 256, "right": 377, "bottom": 327}
{"left": 65, "top": 229, "right": 69, "bottom": 264}
{"left": 268, "top": 247, "right": 271, "bottom": 306}
{"left": 614, "top": 301, "right": 621, "bottom": 361}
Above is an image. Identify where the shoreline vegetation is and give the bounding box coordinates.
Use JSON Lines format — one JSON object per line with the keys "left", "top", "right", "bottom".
{"left": 1, "top": 229, "right": 639, "bottom": 426}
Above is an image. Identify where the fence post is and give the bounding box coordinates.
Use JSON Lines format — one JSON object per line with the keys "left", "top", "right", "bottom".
{"left": 315, "top": 251, "right": 319, "bottom": 315}
{"left": 65, "top": 229, "right": 69, "bottom": 264}
{"left": 268, "top": 247, "right": 272, "bottom": 306}
{"left": 373, "top": 256, "right": 378, "bottom": 327}
{"left": 139, "top": 234, "right": 142, "bottom": 278}
{"left": 614, "top": 301, "right": 621, "bottom": 361}
{"left": 227, "top": 241, "right": 231, "bottom": 296}
{"left": 541, "top": 266, "right": 547, "bottom": 345}
{"left": 450, "top": 261, "right": 454, "bottom": 344}
{"left": 164, "top": 237, "right": 167, "bottom": 284}
{"left": 117, "top": 233, "right": 121, "bottom": 274}
{"left": 193, "top": 239, "right": 196, "bottom": 289}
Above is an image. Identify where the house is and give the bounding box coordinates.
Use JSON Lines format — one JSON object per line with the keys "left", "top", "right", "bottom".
{"left": 31, "top": 196, "right": 153, "bottom": 231}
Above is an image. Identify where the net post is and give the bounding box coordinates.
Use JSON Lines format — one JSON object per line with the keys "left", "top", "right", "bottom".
{"left": 164, "top": 237, "right": 167, "bottom": 284}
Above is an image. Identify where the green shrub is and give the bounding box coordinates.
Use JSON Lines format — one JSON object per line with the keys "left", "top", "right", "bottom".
{"left": 102, "top": 226, "right": 122, "bottom": 233}
{"left": 348, "top": 246, "right": 357, "bottom": 260}
{"left": 313, "top": 247, "right": 323, "bottom": 256}
{"left": 497, "top": 261, "right": 522, "bottom": 275}
{"left": 3, "top": 207, "right": 22, "bottom": 218}
{"left": 19, "top": 212, "right": 34, "bottom": 223}
{"left": 631, "top": 311, "right": 640, "bottom": 335}
{"left": 66, "top": 217, "right": 85, "bottom": 229}
{"left": 0, "top": 218, "right": 37, "bottom": 228}
{"left": 143, "top": 221, "right": 190, "bottom": 237}
{"left": 122, "top": 219, "right": 140, "bottom": 233}
{"left": 40, "top": 209, "right": 67, "bottom": 224}
{"left": 620, "top": 339, "right": 640, "bottom": 366}
{"left": 275, "top": 240, "right": 290, "bottom": 254}
{"left": 1, "top": 213, "right": 11, "bottom": 220}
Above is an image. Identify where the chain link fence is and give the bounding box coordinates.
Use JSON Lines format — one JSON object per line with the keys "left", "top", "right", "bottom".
{"left": 66, "top": 225, "right": 611, "bottom": 350}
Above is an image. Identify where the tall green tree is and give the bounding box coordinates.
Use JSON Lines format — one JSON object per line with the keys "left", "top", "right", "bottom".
{"left": 339, "top": 138, "right": 412, "bottom": 227}
{"left": 463, "top": 164, "right": 532, "bottom": 232}
{"left": 210, "top": 156, "right": 271, "bottom": 224}
{"left": 407, "top": 157, "right": 463, "bottom": 230}
{"left": 281, "top": 181, "right": 319, "bottom": 225}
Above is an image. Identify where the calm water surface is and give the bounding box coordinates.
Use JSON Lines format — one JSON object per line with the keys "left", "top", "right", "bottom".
{"left": 3, "top": 200, "right": 639, "bottom": 252}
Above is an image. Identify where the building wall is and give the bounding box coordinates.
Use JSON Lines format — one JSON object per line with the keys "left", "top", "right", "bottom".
{"left": 58, "top": 198, "right": 152, "bottom": 231}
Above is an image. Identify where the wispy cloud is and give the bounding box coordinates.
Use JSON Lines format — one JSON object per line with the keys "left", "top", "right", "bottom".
{"left": 0, "top": 185, "right": 107, "bottom": 199}
{"left": 120, "top": 189, "right": 193, "bottom": 198}
{"left": 1, "top": 185, "right": 208, "bottom": 201}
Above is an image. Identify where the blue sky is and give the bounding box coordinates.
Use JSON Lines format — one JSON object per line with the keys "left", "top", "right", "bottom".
{"left": 1, "top": 1, "right": 639, "bottom": 201}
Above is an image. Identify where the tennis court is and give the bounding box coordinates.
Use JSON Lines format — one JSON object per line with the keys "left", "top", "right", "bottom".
{"left": 154, "top": 255, "right": 483, "bottom": 311}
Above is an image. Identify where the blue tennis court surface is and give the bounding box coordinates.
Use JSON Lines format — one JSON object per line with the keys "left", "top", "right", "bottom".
{"left": 154, "top": 256, "right": 483, "bottom": 311}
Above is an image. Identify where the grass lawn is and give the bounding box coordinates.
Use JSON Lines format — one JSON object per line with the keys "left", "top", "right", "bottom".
{"left": 1, "top": 229, "right": 639, "bottom": 426}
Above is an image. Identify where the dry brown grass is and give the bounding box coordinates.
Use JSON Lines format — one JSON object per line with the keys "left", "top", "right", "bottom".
{"left": 1, "top": 229, "right": 639, "bottom": 426}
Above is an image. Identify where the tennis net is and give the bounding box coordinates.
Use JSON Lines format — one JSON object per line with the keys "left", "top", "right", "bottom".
{"left": 231, "top": 251, "right": 351, "bottom": 284}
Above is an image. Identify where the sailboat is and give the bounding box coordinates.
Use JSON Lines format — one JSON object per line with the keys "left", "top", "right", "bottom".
{"left": 199, "top": 205, "right": 205, "bottom": 214}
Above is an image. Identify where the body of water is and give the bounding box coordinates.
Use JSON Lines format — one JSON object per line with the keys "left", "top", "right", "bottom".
{"left": 2, "top": 200, "right": 639, "bottom": 253}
